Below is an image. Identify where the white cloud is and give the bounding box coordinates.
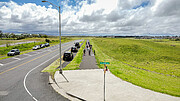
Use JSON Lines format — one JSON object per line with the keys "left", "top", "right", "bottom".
{"left": 0, "top": 0, "right": 180, "bottom": 36}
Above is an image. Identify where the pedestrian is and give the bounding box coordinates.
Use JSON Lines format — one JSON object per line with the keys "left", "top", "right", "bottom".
{"left": 90, "top": 45, "right": 92, "bottom": 50}
{"left": 83, "top": 48, "right": 86, "bottom": 56}
{"left": 89, "top": 49, "right": 91, "bottom": 56}
{"left": 87, "top": 47, "right": 89, "bottom": 51}
{"left": 94, "top": 50, "right": 95, "bottom": 55}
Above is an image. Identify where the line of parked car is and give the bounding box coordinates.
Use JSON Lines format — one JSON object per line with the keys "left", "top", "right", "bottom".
{"left": 32, "top": 43, "right": 50, "bottom": 50}
{"left": 63, "top": 42, "right": 80, "bottom": 61}
{"left": 7, "top": 43, "right": 50, "bottom": 56}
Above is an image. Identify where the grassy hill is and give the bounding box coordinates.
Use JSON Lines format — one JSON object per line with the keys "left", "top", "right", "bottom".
{"left": 91, "top": 38, "right": 180, "bottom": 96}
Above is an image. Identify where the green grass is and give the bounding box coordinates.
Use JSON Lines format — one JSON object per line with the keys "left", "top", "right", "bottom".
{"left": 90, "top": 38, "right": 180, "bottom": 97}
{"left": 42, "top": 40, "right": 86, "bottom": 78}
{"left": 0, "top": 40, "right": 24, "bottom": 45}
{"left": 42, "top": 58, "right": 61, "bottom": 79}
{"left": 63, "top": 40, "right": 86, "bottom": 70}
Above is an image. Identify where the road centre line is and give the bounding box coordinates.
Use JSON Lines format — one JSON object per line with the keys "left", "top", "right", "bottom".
{"left": 0, "top": 49, "right": 57, "bottom": 75}
{"left": 0, "top": 43, "right": 72, "bottom": 75}
{"left": 23, "top": 53, "right": 59, "bottom": 101}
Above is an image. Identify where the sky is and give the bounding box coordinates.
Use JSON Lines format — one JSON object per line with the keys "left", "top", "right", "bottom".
{"left": 0, "top": 0, "right": 180, "bottom": 36}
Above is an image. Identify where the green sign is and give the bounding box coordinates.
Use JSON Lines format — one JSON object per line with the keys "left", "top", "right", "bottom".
{"left": 100, "top": 62, "right": 110, "bottom": 64}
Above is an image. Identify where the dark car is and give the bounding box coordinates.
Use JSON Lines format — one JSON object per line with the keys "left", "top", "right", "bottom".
{"left": 75, "top": 42, "right": 80, "bottom": 48}
{"left": 45, "top": 43, "right": 50, "bottom": 47}
{"left": 40, "top": 44, "right": 45, "bottom": 48}
{"left": 63, "top": 51, "right": 73, "bottom": 61}
{"left": 7, "top": 49, "right": 20, "bottom": 56}
{"left": 71, "top": 47, "right": 78, "bottom": 52}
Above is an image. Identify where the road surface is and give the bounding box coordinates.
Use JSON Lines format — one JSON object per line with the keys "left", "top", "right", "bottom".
{"left": 0, "top": 40, "right": 81, "bottom": 101}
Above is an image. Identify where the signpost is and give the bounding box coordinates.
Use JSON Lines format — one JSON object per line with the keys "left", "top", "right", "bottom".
{"left": 100, "top": 62, "right": 110, "bottom": 64}
{"left": 100, "top": 61, "right": 110, "bottom": 101}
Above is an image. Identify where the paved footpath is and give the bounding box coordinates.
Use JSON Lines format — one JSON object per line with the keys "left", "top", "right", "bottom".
{"left": 53, "top": 41, "right": 180, "bottom": 101}
{"left": 79, "top": 42, "right": 98, "bottom": 69}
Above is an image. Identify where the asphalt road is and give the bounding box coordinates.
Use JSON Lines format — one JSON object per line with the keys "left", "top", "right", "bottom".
{"left": 0, "top": 40, "right": 82, "bottom": 101}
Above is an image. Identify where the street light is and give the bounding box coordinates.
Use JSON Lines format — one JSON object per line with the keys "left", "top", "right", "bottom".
{"left": 42, "top": 0, "right": 62, "bottom": 74}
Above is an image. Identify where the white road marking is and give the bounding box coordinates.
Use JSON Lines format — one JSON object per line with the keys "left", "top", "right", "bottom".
{"left": 13, "top": 57, "right": 21, "bottom": 60}
{"left": 23, "top": 54, "right": 59, "bottom": 101}
{"left": 0, "top": 63, "right": 3, "bottom": 66}
{"left": 0, "top": 91, "right": 8, "bottom": 95}
{"left": 23, "top": 54, "right": 31, "bottom": 56}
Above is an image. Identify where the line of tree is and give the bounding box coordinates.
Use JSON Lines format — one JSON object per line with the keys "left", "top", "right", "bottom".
{"left": 0, "top": 30, "right": 48, "bottom": 40}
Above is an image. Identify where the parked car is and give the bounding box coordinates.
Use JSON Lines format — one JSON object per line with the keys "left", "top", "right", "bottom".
{"left": 45, "top": 43, "right": 50, "bottom": 47}
{"left": 63, "top": 51, "right": 73, "bottom": 61}
{"left": 40, "top": 44, "right": 45, "bottom": 48}
{"left": 71, "top": 47, "right": 78, "bottom": 52}
{"left": 7, "top": 49, "right": 20, "bottom": 56}
{"left": 32, "top": 45, "right": 40, "bottom": 50}
{"left": 75, "top": 42, "right": 80, "bottom": 48}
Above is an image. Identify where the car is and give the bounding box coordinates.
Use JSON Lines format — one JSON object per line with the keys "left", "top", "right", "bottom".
{"left": 75, "top": 42, "right": 80, "bottom": 48}
{"left": 7, "top": 49, "right": 20, "bottom": 56}
{"left": 40, "top": 44, "right": 45, "bottom": 48}
{"left": 71, "top": 47, "right": 78, "bottom": 52}
{"left": 63, "top": 51, "right": 73, "bottom": 61}
{"left": 32, "top": 45, "right": 40, "bottom": 50}
{"left": 45, "top": 43, "right": 50, "bottom": 47}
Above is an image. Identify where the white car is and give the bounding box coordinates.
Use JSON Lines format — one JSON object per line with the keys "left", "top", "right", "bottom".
{"left": 7, "top": 49, "right": 20, "bottom": 56}
{"left": 33, "top": 45, "right": 40, "bottom": 50}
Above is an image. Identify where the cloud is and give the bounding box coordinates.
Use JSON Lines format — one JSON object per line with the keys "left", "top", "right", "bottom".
{"left": 0, "top": 0, "right": 180, "bottom": 36}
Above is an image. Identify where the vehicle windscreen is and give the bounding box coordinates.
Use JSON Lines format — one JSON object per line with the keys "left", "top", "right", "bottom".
{"left": 75, "top": 43, "right": 79, "bottom": 46}
{"left": 11, "top": 50, "right": 15, "bottom": 52}
{"left": 64, "top": 53, "right": 70, "bottom": 57}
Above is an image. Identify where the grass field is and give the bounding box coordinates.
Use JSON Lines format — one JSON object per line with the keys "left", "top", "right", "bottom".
{"left": 90, "top": 38, "right": 180, "bottom": 96}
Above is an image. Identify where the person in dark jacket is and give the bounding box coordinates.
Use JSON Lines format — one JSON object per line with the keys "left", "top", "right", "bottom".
{"left": 83, "top": 48, "right": 86, "bottom": 56}
{"left": 89, "top": 49, "right": 91, "bottom": 56}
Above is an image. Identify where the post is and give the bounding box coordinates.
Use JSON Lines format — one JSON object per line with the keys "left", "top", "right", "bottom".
{"left": 104, "top": 68, "right": 105, "bottom": 101}
{"left": 59, "top": 6, "right": 62, "bottom": 74}
{"left": 104, "top": 64, "right": 106, "bottom": 101}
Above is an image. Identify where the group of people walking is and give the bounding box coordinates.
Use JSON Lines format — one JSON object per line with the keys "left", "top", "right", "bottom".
{"left": 83, "top": 41, "right": 95, "bottom": 56}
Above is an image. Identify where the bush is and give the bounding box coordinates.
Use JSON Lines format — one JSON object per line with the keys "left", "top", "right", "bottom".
{"left": 45, "top": 39, "right": 50, "bottom": 43}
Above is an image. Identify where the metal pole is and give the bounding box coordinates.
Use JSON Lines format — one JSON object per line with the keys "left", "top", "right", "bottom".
{"left": 59, "top": 6, "right": 62, "bottom": 74}
{"left": 104, "top": 70, "right": 105, "bottom": 101}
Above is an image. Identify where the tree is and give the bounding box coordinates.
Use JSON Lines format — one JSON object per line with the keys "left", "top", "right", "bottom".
{"left": 10, "top": 33, "right": 16, "bottom": 39}
{"left": 45, "top": 39, "right": 50, "bottom": 43}
{"left": 0, "top": 30, "right": 3, "bottom": 39}
{"left": 4, "top": 33, "right": 10, "bottom": 38}
{"left": 43, "top": 35, "right": 48, "bottom": 38}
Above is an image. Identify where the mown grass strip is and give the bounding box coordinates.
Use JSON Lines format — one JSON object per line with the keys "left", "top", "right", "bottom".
{"left": 90, "top": 38, "right": 180, "bottom": 97}
{"left": 63, "top": 40, "right": 86, "bottom": 70}
{"left": 42, "top": 40, "right": 86, "bottom": 78}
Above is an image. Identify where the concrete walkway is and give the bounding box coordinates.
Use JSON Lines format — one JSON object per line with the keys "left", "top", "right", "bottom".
{"left": 54, "top": 70, "right": 179, "bottom": 101}
{"left": 52, "top": 40, "right": 180, "bottom": 101}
